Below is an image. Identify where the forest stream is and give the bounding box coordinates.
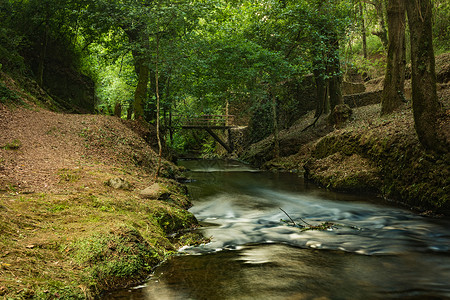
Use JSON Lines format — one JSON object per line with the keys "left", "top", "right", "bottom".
{"left": 105, "top": 159, "right": 450, "bottom": 300}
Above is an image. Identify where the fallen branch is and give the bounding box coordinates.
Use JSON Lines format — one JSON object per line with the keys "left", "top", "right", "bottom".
{"left": 301, "top": 114, "right": 321, "bottom": 132}
{"left": 279, "top": 207, "right": 312, "bottom": 227}
{"left": 279, "top": 207, "right": 298, "bottom": 227}
{"left": 279, "top": 208, "right": 336, "bottom": 232}
{"left": 300, "top": 221, "right": 334, "bottom": 232}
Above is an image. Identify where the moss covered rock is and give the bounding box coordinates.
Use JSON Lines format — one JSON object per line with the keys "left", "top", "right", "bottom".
{"left": 71, "top": 226, "right": 161, "bottom": 292}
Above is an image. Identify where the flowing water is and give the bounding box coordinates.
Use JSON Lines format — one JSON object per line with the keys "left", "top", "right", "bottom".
{"left": 106, "top": 159, "right": 450, "bottom": 300}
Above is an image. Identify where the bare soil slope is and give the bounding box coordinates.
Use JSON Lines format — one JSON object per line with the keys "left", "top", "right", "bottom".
{"left": 0, "top": 105, "right": 162, "bottom": 193}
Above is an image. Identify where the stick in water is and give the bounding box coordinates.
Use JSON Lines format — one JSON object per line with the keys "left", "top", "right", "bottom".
{"left": 279, "top": 207, "right": 297, "bottom": 227}
{"left": 279, "top": 207, "right": 312, "bottom": 227}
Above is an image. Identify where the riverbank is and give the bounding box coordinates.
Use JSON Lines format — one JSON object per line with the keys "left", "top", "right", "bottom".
{"left": 241, "top": 54, "right": 450, "bottom": 215}
{"left": 114, "top": 159, "right": 450, "bottom": 300}
{"left": 258, "top": 102, "right": 449, "bottom": 215}
{"left": 0, "top": 96, "right": 203, "bottom": 298}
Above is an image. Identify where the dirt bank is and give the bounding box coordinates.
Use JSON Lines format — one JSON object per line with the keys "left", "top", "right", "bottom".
{"left": 0, "top": 78, "right": 202, "bottom": 298}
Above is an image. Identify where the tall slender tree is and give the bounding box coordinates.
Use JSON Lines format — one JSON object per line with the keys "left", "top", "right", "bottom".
{"left": 381, "top": 0, "right": 447, "bottom": 151}
{"left": 359, "top": 1, "right": 368, "bottom": 59}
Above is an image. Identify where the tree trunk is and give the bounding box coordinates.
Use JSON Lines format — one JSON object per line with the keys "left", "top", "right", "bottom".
{"left": 37, "top": 22, "right": 49, "bottom": 87}
{"left": 329, "top": 75, "right": 342, "bottom": 112}
{"left": 133, "top": 59, "right": 149, "bottom": 119}
{"left": 359, "top": 1, "right": 368, "bottom": 59}
{"left": 313, "top": 68, "right": 328, "bottom": 118}
{"left": 114, "top": 102, "right": 122, "bottom": 117}
{"left": 328, "top": 35, "right": 343, "bottom": 111}
{"left": 270, "top": 89, "right": 279, "bottom": 158}
{"left": 406, "top": 0, "right": 446, "bottom": 152}
{"left": 127, "top": 105, "right": 133, "bottom": 120}
{"left": 124, "top": 28, "right": 149, "bottom": 120}
{"left": 381, "top": 0, "right": 406, "bottom": 115}
{"left": 154, "top": 35, "right": 163, "bottom": 179}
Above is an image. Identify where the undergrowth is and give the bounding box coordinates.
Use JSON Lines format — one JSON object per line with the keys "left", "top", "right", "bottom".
{"left": 0, "top": 170, "right": 203, "bottom": 299}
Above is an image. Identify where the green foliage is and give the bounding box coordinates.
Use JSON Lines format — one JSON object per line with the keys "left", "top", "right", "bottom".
{"left": 201, "top": 138, "right": 219, "bottom": 158}
{"left": 433, "top": 0, "right": 450, "bottom": 52}
{"left": 2, "top": 139, "right": 22, "bottom": 150}
{"left": 82, "top": 46, "right": 135, "bottom": 115}
{"left": 347, "top": 55, "right": 386, "bottom": 80}
{"left": 0, "top": 28, "right": 26, "bottom": 73}
{"left": 0, "top": 2, "right": 25, "bottom": 73}
{"left": 0, "top": 0, "right": 447, "bottom": 153}
{"left": 349, "top": 35, "right": 385, "bottom": 56}
{"left": 58, "top": 168, "right": 81, "bottom": 183}
{"left": 248, "top": 100, "right": 274, "bottom": 143}
{"left": 0, "top": 82, "right": 21, "bottom": 104}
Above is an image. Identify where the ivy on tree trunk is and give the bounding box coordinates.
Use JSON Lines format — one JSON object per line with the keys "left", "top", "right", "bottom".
{"left": 406, "top": 0, "right": 446, "bottom": 152}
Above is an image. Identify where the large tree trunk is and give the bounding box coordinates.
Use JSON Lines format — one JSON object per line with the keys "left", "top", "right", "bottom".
{"left": 313, "top": 67, "right": 328, "bottom": 118}
{"left": 406, "top": 0, "right": 446, "bottom": 152}
{"left": 381, "top": 0, "right": 406, "bottom": 115}
{"left": 145, "top": 69, "right": 157, "bottom": 122}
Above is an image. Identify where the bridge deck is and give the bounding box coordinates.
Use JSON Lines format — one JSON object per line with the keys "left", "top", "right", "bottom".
{"left": 175, "top": 114, "right": 236, "bottom": 129}
{"left": 181, "top": 125, "right": 235, "bottom": 129}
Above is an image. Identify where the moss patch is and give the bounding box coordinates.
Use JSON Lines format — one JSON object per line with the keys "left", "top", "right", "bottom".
{"left": 304, "top": 153, "right": 382, "bottom": 193}
{"left": 70, "top": 225, "right": 160, "bottom": 293}
{"left": 0, "top": 176, "right": 204, "bottom": 299}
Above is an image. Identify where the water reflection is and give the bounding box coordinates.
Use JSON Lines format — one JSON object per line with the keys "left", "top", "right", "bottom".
{"left": 105, "top": 159, "right": 450, "bottom": 300}
{"left": 108, "top": 244, "right": 450, "bottom": 300}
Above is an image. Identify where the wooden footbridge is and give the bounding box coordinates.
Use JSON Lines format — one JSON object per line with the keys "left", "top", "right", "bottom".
{"left": 174, "top": 114, "right": 237, "bottom": 153}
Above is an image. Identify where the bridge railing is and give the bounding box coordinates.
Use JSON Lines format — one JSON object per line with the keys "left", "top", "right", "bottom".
{"left": 174, "top": 114, "right": 235, "bottom": 128}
